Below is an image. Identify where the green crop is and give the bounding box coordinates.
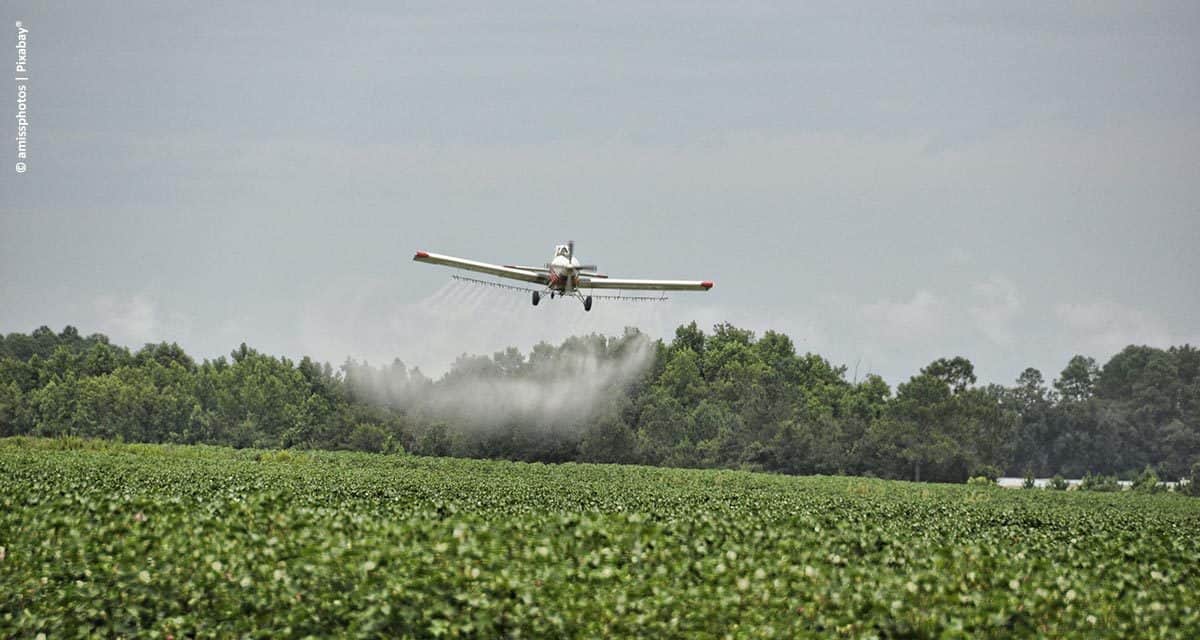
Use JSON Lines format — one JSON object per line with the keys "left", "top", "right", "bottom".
{"left": 1, "top": 437, "right": 1198, "bottom": 638}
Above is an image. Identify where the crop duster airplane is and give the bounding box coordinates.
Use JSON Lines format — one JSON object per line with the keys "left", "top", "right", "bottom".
{"left": 413, "top": 241, "right": 713, "bottom": 311}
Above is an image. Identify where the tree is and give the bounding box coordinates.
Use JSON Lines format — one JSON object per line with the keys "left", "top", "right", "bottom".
{"left": 634, "top": 390, "right": 693, "bottom": 464}
{"left": 888, "top": 364, "right": 975, "bottom": 482}
{"left": 671, "top": 322, "right": 706, "bottom": 363}
{"left": 29, "top": 374, "right": 81, "bottom": 437}
{"left": 134, "top": 342, "right": 197, "bottom": 372}
{"left": 82, "top": 342, "right": 127, "bottom": 377}
{"left": 492, "top": 347, "right": 525, "bottom": 376}
{"left": 414, "top": 423, "right": 453, "bottom": 457}
{"left": 961, "top": 385, "right": 1018, "bottom": 475}
{"left": 0, "top": 322, "right": 1195, "bottom": 486}
{"left": 0, "top": 382, "right": 28, "bottom": 437}
{"left": 845, "top": 375, "right": 891, "bottom": 422}
{"left": 1013, "top": 368, "right": 1049, "bottom": 411}
{"left": 579, "top": 414, "right": 638, "bottom": 464}
{"left": 348, "top": 423, "right": 389, "bottom": 453}
{"left": 657, "top": 348, "right": 706, "bottom": 407}
{"left": 921, "top": 357, "right": 976, "bottom": 394}
{"left": 1055, "top": 355, "right": 1098, "bottom": 403}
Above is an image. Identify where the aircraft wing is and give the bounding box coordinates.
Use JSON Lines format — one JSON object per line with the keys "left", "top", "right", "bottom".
{"left": 413, "top": 251, "right": 547, "bottom": 285}
{"left": 504, "top": 264, "right": 551, "bottom": 274}
{"left": 580, "top": 277, "right": 713, "bottom": 291}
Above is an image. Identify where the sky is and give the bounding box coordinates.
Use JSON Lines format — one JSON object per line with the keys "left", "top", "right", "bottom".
{"left": 1, "top": 1, "right": 1198, "bottom": 386}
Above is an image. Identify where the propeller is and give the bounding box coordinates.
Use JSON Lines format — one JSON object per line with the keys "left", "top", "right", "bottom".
{"left": 563, "top": 240, "right": 599, "bottom": 271}
{"left": 565, "top": 241, "right": 599, "bottom": 270}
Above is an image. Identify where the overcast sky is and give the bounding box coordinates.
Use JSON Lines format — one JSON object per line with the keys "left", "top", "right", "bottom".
{"left": 2, "top": 1, "right": 1198, "bottom": 386}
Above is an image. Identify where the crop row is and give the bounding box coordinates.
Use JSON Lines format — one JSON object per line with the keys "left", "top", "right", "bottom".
{"left": 1, "top": 439, "right": 1198, "bottom": 638}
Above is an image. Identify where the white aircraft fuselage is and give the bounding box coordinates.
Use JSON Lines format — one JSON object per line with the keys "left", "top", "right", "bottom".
{"left": 546, "top": 245, "right": 582, "bottom": 293}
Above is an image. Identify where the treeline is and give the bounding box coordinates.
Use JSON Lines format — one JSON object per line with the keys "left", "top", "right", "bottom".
{"left": 1, "top": 324, "right": 1197, "bottom": 484}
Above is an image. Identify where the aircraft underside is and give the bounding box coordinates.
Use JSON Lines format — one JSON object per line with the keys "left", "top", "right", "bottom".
{"left": 534, "top": 285, "right": 592, "bottom": 311}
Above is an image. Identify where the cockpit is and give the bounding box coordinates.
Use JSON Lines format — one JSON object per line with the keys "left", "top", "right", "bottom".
{"left": 555, "top": 245, "right": 570, "bottom": 257}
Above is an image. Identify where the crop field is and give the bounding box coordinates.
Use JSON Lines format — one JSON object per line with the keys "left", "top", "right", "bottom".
{"left": 1, "top": 438, "right": 1198, "bottom": 638}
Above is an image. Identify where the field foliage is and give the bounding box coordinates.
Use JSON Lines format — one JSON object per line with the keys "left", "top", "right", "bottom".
{"left": 1, "top": 438, "right": 1198, "bottom": 638}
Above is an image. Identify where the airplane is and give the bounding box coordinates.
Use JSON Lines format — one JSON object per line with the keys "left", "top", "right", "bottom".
{"left": 413, "top": 241, "right": 713, "bottom": 311}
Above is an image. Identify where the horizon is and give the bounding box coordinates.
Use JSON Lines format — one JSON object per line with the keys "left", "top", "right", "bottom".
{"left": 3, "top": 318, "right": 1186, "bottom": 391}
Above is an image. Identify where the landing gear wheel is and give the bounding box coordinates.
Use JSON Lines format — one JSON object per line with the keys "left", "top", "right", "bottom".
{"left": 532, "top": 291, "right": 540, "bottom": 306}
{"left": 550, "top": 292, "right": 555, "bottom": 299}
{"left": 584, "top": 295, "right": 592, "bottom": 312}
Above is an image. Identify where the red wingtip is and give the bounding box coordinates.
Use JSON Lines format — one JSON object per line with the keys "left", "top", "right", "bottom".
{"left": 701, "top": 281, "right": 714, "bottom": 290}
{"left": 414, "top": 250, "right": 429, "bottom": 259}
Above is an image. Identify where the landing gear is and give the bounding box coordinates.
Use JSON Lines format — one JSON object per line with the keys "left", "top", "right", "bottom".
{"left": 532, "top": 291, "right": 540, "bottom": 306}
{"left": 583, "top": 295, "right": 592, "bottom": 312}
{"left": 550, "top": 292, "right": 555, "bottom": 299}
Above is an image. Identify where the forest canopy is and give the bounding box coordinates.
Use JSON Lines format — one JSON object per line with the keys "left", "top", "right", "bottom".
{"left": 1, "top": 324, "right": 1197, "bottom": 483}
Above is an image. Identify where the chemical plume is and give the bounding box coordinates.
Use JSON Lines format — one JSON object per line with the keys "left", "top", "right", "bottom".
{"left": 300, "top": 276, "right": 678, "bottom": 380}
{"left": 344, "top": 329, "right": 656, "bottom": 433}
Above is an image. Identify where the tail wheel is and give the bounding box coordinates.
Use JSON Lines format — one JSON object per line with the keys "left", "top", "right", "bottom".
{"left": 584, "top": 295, "right": 592, "bottom": 312}
{"left": 532, "top": 291, "right": 540, "bottom": 306}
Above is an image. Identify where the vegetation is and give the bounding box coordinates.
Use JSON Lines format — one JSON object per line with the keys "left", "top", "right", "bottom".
{"left": 1184, "top": 463, "right": 1200, "bottom": 497}
{"left": 1133, "top": 466, "right": 1165, "bottom": 494}
{"left": 2, "top": 438, "right": 1197, "bottom": 637}
{"left": 1080, "top": 474, "right": 1122, "bottom": 493}
{"left": 1, "top": 324, "right": 1198, "bottom": 483}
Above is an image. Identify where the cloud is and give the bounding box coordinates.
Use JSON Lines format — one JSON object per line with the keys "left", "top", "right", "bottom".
{"left": 852, "top": 277, "right": 1026, "bottom": 382}
{"left": 968, "top": 275, "right": 1022, "bottom": 346}
{"left": 860, "top": 290, "right": 950, "bottom": 342}
{"left": 1055, "top": 300, "right": 1175, "bottom": 356}
{"left": 91, "top": 293, "right": 191, "bottom": 349}
{"left": 947, "top": 247, "right": 972, "bottom": 266}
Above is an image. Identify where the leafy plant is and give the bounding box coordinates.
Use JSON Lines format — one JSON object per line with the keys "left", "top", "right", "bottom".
{"left": 2, "top": 437, "right": 1197, "bottom": 638}
{"left": 1132, "top": 466, "right": 1163, "bottom": 494}
{"left": 1022, "top": 466, "right": 1036, "bottom": 489}
{"left": 971, "top": 464, "right": 1003, "bottom": 482}
{"left": 1080, "top": 472, "right": 1122, "bottom": 492}
{"left": 1183, "top": 462, "right": 1200, "bottom": 497}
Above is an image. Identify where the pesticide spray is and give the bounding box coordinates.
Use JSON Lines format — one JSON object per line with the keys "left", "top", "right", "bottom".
{"left": 325, "top": 277, "right": 673, "bottom": 437}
